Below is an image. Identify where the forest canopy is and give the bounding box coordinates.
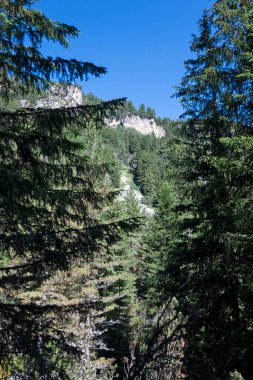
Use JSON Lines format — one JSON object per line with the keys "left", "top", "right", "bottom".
{"left": 0, "top": 1, "right": 252, "bottom": 380}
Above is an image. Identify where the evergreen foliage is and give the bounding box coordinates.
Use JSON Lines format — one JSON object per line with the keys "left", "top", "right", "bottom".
{"left": 98, "top": 194, "right": 144, "bottom": 378}
{"left": 1, "top": 0, "right": 252, "bottom": 379}
{"left": 0, "top": 1, "right": 137, "bottom": 378}
{"left": 0, "top": 0, "right": 106, "bottom": 96}
{"left": 100, "top": 125, "right": 177, "bottom": 205}
{"left": 144, "top": 2, "right": 253, "bottom": 379}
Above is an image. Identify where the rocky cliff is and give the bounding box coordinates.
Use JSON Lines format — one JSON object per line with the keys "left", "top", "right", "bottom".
{"left": 119, "top": 173, "right": 155, "bottom": 216}
{"left": 106, "top": 115, "right": 165, "bottom": 138}
{"left": 20, "top": 84, "right": 83, "bottom": 109}
{"left": 20, "top": 85, "right": 165, "bottom": 138}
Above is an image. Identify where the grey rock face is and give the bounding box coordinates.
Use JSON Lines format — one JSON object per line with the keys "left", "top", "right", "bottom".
{"left": 19, "top": 84, "right": 83, "bottom": 109}
{"left": 106, "top": 115, "right": 165, "bottom": 138}
{"left": 35, "top": 84, "right": 83, "bottom": 109}
{"left": 119, "top": 174, "right": 155, "bottom": 216}
{"left": 20, "top": 86, "right": 165, "bottom": 140}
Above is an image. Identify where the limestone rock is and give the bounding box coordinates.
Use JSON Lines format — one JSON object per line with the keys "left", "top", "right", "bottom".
{"left": 106, "top": 115, "right": 165, "bottom": 138}
{"left": 19, "top": 84, "right": 83, "bottom": 109}
{"left": 118, "top": 174, "right": 155, "bottom": 216}
{"left": 35, "top": 84, "right": 83, "bottom": 109}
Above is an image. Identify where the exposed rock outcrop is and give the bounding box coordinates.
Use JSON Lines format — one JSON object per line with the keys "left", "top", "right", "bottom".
{"left": 20, "top": 85, "right": 165, "bottom": 139}
{"left": 118, "top": 174, "right": 155, "bottom": 216}
{"left": 35, "top": 84, "right": 83, "bottom": 108}
{"left": 20, "top": 84, "right": 83, "bottom": 109}
{"left": 106, "top": 115, "right": 165, "bottom": 138}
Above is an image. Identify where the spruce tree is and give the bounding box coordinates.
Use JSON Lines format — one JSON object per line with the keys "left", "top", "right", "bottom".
{"left": 0, "top": 1, "right": 136, "bottom": 378}
{"left": 127, "top": 100, "right": 137, "bottom": 115}
{"left": 161, "top": 2, "right": 253, "bottom": 378}
{"left": 99, "top": 194, "right": 144, "bottom": 379}
{"left": 138, "top": 104, "right": 146, "bottom": 118}
{"left": 146, "top": 106, "right": 156, "bottom": 120}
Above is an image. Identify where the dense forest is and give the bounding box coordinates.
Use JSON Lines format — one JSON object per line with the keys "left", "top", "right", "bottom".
{"left": 0, "top": 1, "right": 252, "bottom": 379}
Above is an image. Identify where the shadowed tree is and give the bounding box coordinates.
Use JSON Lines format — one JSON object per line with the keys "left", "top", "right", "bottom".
{"left": 161, "top": 2, "right": 253, "bottom": 379}
{"left": 0, "top": 1, "right": 139, "bottom": 378}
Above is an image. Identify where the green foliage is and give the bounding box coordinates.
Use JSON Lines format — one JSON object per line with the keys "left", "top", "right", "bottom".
{"left": 127, "top": 100, "right": 137, "bottom": 115}
{"left": 2, "top": 1, "right": 253, "bottom": 379}
{"left": 96, "top": 194, "right": 145, "bottom": 378}
{"left": 100, "top": 125, "right": 177, "bottom": 205}
{"left": 140, "top": 182, "right": 179, "bottom": 309}
{"left": 0, "top": 1, "right": 107, "bottom": 96}
{"left": 119, "top": 2, "right": 253, "bottom": 379}
{"left": 146, "top": 106, "right": 156, "bottom": 119}
{"left": 138, "top": 103, "right": 146, "bottom": 118}
{"left": 83, "top": 92, "right": 101, "bottom": 106}
{"left": 0, "top": 1, "right": 136, "bottom": 379}
{"left": 153, "top": 2, "right": 253, "bottom": 379}
{"left": 229, "top": 370, "right": 244, "bottom": 380}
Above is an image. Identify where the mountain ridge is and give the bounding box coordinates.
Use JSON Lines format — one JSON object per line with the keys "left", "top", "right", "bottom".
{"left": 20, "top": 85, "right": 166, "bottom": 138}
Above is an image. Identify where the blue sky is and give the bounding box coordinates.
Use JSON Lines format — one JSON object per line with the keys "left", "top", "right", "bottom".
{"left": 38, "top": 0, "right": 213, "bottom": 119}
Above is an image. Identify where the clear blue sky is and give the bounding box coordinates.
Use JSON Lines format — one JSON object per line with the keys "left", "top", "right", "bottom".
{"left": 38, "top": 0, "right": 213, "bottom": 119}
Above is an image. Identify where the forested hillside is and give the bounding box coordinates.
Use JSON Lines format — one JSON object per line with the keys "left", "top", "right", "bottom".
{"left": 0, "top": 1, "right": 252, "bottom": 380}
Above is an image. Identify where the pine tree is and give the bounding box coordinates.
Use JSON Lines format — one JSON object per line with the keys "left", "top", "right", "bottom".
{"left": 99, "top": 194, "right": 144, "bottom": 379}
{"left": 0, "top": 1, "right": 137, "bottom": 378}
{"left": 213, "top": 0, "right": 253, "bottom": 132}
{"left": 146, "top": 107, "right": 156, "bottom": 120}
{"left": 162, "top": 2, "right": 253, "bottom": 378}
{"left": 138, "top": 103, "right": 146, "bottom": 118}
{"left": 127, "top": 100, "right": 137, "bottom": 115}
